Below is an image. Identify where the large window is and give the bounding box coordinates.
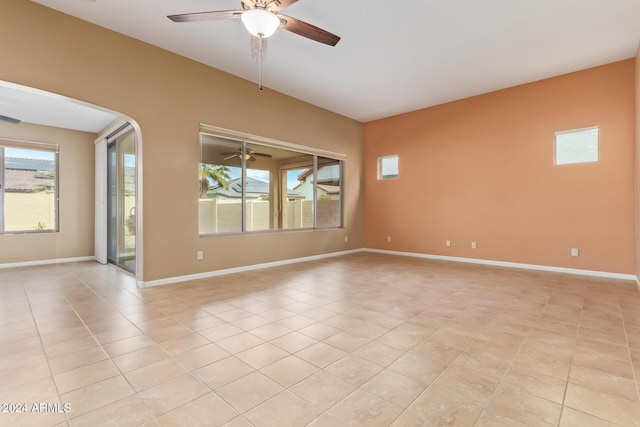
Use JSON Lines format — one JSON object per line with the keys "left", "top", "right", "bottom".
{"left": 0, "top": 141, "right": 59, "bottom": 233}
{"left": 199, "top": 132, "right": 343, "bottom": 235}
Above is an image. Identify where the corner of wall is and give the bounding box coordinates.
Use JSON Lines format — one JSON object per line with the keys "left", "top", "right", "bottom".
{"left": 635, "top": 42, "right": 640, "bottom": 281}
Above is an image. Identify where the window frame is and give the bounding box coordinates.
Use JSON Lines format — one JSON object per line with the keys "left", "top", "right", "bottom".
{"left": 554, "top": 126, "right": 599, "bottom": 166}
{"left": 199, "top": 128, "right": 344, "bottom": 237}
{"left": 0, "top": 139, "right": 60, "bottom": 234}
{"left": 378, "top": 154, "right": 399, "bottom": 180}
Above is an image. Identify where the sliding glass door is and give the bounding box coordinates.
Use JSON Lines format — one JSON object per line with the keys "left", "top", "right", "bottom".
{"left": 107, "top": 126, "right": 136, "bottom": 273}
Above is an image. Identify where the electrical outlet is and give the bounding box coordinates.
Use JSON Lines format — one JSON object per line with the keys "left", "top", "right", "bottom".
{"left": 387, "top": 236, "right": 391, "bottom": 243}
{"left": 197, "top": 251, "right": 203, "bottom": 260}
{"left": 471, "top": 242, "right": 477, "bottom": 249}
{"left": 446, "top": 240, "right": 451, "bottom": 247}
{"left": 571, "top": 248, "right": 579, "bottom": 257}
{"left": 344, "top": 236, "right": 348, "bottom": 243}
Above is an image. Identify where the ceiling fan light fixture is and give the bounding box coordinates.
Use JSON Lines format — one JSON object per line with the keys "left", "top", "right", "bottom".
{"left": 241, "top": 8, "right": 280, "bottom": 38}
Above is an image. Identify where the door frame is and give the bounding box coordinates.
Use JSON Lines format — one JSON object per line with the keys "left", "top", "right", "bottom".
{"left": 95, "top": 119, "right": 143, "bottom": 285}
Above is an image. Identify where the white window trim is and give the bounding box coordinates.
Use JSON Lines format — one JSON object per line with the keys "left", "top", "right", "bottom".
{"left": 378, "top": 154, "right": 399, "bottom": 180}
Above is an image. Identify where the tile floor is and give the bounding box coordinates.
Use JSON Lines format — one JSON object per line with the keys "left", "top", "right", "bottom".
{"left": 1, "top": 252, "right": 640, "bottom": 426}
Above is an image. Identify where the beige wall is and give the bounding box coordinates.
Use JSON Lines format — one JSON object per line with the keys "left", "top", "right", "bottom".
{"left": 0, "top": 121, "right": 95, "bottom": 263}
{"left": 0, "top": 0, "right": 363, "bottom": 280}
{"left": 364, "top": 60, "right": 636, "bottom": 274}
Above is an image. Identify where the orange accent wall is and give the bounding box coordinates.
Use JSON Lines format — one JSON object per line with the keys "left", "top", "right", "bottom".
{"left": 364, "top": 60, "right": 635, "bottom": 274}
{"left": 635, "top": 45, "right": 640, "bottom": 280}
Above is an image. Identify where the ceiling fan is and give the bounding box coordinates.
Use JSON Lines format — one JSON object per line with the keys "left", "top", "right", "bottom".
{"left": 222, "top": 148, "right": 273, "bottom": 162}
{"left": 167, "top": 0, "right": 341, "bottom": 47}
{"left": 168, "top": 1, "right": 340, "bottom": 90}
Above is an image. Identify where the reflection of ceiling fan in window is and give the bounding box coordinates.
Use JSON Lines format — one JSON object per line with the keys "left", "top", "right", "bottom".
{"left": 222, "top": 148, "right": 273, "bottom": 162}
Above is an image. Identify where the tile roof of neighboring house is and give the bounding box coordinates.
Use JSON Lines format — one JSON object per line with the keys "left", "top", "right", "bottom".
{"left": 5, "top": 169, "right": 54, "bottom": 192}
{"left": 208, "top": 176, "right": 303, "bottom": 199}
{"left": 317, "top": 184, "right": 340, "bottom": 195}
{"left": 4, "top": 157, "right": 55, "bottom": 193}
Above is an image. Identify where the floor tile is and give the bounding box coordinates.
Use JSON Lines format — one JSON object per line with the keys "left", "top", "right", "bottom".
{"left": 172, "top": 343, "right": 230, "bottom": 371}
{"left": 235, "top": 342, "right": 288, "bottom": 369}
{"left": 124, "top": 358, "right": 188, "bottom": 392}
{"left": 353, "top": 340, "right": 405, "bottom": 367}
{"left": 361, "top": 368, "right": 426, "bottom": 407}
{"left": 112, "top": 345, "right": 169, "bottom": 373}
{"left": 68, "top": 395, "right": 154, "bottom": 427}
{"left": 259, "top": 355, "right": 318, "bottom": 387}
{"left": 269, "top": 331, "right": 317, "bottom": 353}
{"left": 193, "top": 356, "right": 254, "bottom": 390}
{"left": 62, "top": 375, "right": 134, "bottom": 418}
{"left": 483, "top": 385, "right": 563, "bottom": 427}
{"left": 325, "top": 354, "right": 383, "bottom": 386}
{"left": 298, "top": 323, "right": 341, "bottom": 341}
{"left": 137, "top": 373, "right": 209, "bottom": 416}
{"left": 502, "top": 362, "right": 566, "bottom": 404}
{"left": 54, "top": 359, "right": 120, "bottom": 394}
{"left": 244, "top": 391, "right": 322, "bottom": 427}
{"left": 564, "top": 382, "right": 640, "bottom": 425}
{"left": 569, "top": 365, "right": 638, "bottom": 401}
{"left": 248, "top": 323, "right": 292, "bottom": 341}
{"left": 216, "top": 332, "right": 265, "bottom": 354}
{"left": 294, "top": 342, "right": 347, "bottom": 368}
{"left": 558, "top": 407, "right": 622, "bottom": 427}
{"left": 156, "top": 392, "right": 238, "bottom": 426}
{"left": 199, "top": 324, "right": 244, "bottom": 342}
{"left": 216, "top": 371, "right": 283, "bottom": 414}
{"left": 329, "top": 388, "right": 402, "bottom": 427}
{"left": 289, "top": 370, "right": 356, "bottom": 410}
{"left": 4, "top": 254, "right": 640, "bottom": 426}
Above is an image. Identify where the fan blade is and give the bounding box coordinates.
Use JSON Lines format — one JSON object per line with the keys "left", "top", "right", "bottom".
{"left": 279, "top": 15, "right": 340, "bottom": 46}
{"left": 168, "top": 10, "right": 242, "bottom": 23}
{"left": 266, "top": 0, "right": 298, "bottom": 12}
{"left": 223, "top": 154, "right": 238, "bottom": 161}
{"left": 0, "top": 114, "right": 21, "bottom": 124}
{"left": 253, "top": 152, "right": 272, "bottom": 158}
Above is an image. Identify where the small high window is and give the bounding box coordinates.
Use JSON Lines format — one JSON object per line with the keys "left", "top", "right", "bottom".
{"left": 378, "top": 155, "right": 398, "bottom": 179}
{"left": 555, "top": 127, "right": 599, "bottom": 165}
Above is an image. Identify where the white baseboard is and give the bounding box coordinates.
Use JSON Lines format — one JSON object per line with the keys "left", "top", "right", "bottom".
{"left": 138, "top": 249, "right": 365, "bottom": 288}
{"left": 364, "top": 248, "right": 638, "bottom": 282}
{"left": 0, "top": 256, "right": 96, "bottom": 270}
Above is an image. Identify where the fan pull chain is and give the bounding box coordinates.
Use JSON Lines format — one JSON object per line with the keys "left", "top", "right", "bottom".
{"left": 258, "top": 35, "right": 263, "bottom": 91}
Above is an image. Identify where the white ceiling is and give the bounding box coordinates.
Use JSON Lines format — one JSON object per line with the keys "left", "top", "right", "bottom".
{"left": 26, "top": 0, "right": 640, "bottom": 122}
{"left": 0, "top": 82, "right": 119, "bottom": 133}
